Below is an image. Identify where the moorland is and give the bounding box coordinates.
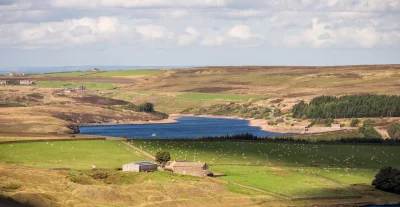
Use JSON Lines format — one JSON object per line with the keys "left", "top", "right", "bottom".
{"left": 1, "top": 65, "right": 400, "bottom": 206}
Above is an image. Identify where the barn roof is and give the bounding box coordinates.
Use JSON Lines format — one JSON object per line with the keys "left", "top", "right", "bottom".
{"left": 170, "top": 161, "right": 207, "bottom": 167}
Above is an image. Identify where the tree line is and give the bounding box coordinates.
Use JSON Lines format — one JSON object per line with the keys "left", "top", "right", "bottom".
{"left": 292, "top": 94, "right": 400, "bottom": 119}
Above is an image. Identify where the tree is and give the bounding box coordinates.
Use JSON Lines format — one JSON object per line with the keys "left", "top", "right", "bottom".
{"left": 372, "top": 167, "right": 400, "bottom": 194}
{"left": 138, "top": 103, "right": 154, "bottom": 113}
{"left": 155, "top": 151, "right": 171, "bottom": 164}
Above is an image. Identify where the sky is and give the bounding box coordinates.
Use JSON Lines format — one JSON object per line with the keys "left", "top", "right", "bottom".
{"left": 0, "top": 0, "right": 399, "bottom": 68}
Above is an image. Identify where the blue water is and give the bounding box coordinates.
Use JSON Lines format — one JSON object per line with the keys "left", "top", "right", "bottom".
{"left": 79, "top": 117, "right": 285, "bottom": 139}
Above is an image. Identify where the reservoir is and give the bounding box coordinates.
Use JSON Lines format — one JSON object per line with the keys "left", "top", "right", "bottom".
{"left": 79, "top": 116, "right": 285, "bottom": 139}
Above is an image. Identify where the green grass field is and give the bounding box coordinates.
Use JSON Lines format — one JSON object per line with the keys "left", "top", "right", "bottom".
{"left": 289, "top": 167, "right": 377, "bottom": 185}
{"left": 210, "top": 166, "right": 354, "bottom": 198}
{"left": 177, "top": 93, "right": 261, "bottom": 100}
{"left": 131, "top": 141, "right": 400, "bottom": 169}
{"left": 0, "top": 140, "right": 148, "bottom": 169}
{"left": 35, "top": 81, "right": 117, "bottom": 89}
{"left": 132, "top": 140, "right": 400, "bottom": 198}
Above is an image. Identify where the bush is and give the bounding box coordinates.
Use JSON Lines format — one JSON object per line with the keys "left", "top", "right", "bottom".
{"left": 350, "top": 119, "right": 360, "bottom": 127}
{"left": 372, "top": 167, "right": 400, "bottom": 194}
{"left": 89, "top": 171, "right": 108, "bottom": 180}
{"left": 276, "top": 118, "right": 284, "bottom": 124}
{"left": 388, "top": 122, "right": 400, "bottom": 139}
{"left": 359, "top": 126, "right": 382, "bottom": 139}
{"left": 155, "top": 151, "right": 171, "bottom": 164}
{"left": 267, "top": 121, "right": 276, "bottom": 126}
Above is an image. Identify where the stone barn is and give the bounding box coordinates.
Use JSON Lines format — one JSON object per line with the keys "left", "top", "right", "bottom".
{"left": 122, "top": 161, "right": 157, "bottom": 172}
{"left": 165, "top": 160, "right": 212, "bottom": 177}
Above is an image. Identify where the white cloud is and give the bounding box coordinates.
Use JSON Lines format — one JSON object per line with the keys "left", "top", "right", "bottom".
{"left": 228, "top": 24, "right": 252, "bottom": 39}
{"left": 0, "top": 16, "right": 137, "bottom": 49}
{"left": 284, "top": 17, "right": 400, "bottom": 48}
{"left": 178, "top": 26, "right": 199, "bottom": 46}
{"left": 50, "top": 0, "right": 227, "bottom": 8}
{"left": 168, "top": 9, "right": 190, "bottom": 18}
{"left": 136, "top": 25, "right": 173, "bottom": 39}
{"left": 200, "top": 36, "right": 225, "bottom": 46}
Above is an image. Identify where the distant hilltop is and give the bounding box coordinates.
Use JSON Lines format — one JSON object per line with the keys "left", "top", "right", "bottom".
{"left": 0, "top": 65, "right": 200, "bottom": 75}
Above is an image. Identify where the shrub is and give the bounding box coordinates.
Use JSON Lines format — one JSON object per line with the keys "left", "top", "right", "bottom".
{"left": 89, "top": 171, "right": 108, "bottom": 180}
{"left": 359, "top": 126, "right": 382, "bottom": 139}
{"left": 268, "top": 121, "right": 276, "bottom": 126}
{"left": 276, "top": 118, "right": 284, "bottom": 124}
{"left": 388, "top": 122, "right": 400, "bottom": 139}
{"left": 350, "top": 119, "right": 360, "bottom": 127}
{"left": 372, "top": 167, "right": 400, "bottom": 194}
{"left": 155, "top": 151, "right": 171, "bottom": 164}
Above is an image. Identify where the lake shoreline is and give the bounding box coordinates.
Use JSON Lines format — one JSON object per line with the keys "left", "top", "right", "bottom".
{"left": 79, "top": 114, "right": 293, "bottom": 134}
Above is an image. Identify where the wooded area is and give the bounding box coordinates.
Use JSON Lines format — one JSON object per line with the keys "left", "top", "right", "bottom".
{"left": 292, "top": 95, "right": 400, "bottom": 119}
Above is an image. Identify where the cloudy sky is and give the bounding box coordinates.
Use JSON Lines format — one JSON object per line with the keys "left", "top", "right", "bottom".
{"left": 0, "top": 0, "right": 399, "bottom": 67}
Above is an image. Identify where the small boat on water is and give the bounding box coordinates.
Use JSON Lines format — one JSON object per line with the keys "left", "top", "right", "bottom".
{"left": 151, "top": 133, "right": 156, "bottom": 137}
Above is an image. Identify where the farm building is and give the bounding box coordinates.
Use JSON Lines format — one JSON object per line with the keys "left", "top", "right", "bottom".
{"left": 9, "top": 72, "right": 17, "bottom": 76}
{"left": 75, "top": 85, "right": 86, "bottom": 92}
{"left": 19, "top": 80, "right": 34, "bottom": 85}
{"left": 0, "top": 80, "right": 8, "bottom": 85}
{"left": 331, "top": 124, "right": 341, "bottom": 129}
{"left": 90, "top": 68, "right": 101, "bottom": 72}
{"left": 122, "top": 161, "right": 157, "bottom": 172}
{"left": 165, "top": 160, "right": 212, "bottom": 177}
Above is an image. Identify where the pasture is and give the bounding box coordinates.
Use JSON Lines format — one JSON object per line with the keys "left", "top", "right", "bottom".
{"left": 132, "top": 141, "right": 400, "bottom": 169}
{"left": 35, "top": 81, "right": 117, "bottom": 89}
{"left": 210, "top": 166, "right": 354, "bottom": 198}
{"left": 0, "top": 140, "right": 148, "bottom": 169}
{"left": 132, "top": 140, "right": 400, "bottom": 198}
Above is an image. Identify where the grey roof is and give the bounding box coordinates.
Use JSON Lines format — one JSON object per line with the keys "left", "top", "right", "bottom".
{"left": 133, "top": 161, "right": 157, "bottom": 166}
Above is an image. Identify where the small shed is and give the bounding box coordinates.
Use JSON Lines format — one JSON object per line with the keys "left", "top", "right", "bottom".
{"left": 331, "top": 124, "right": 341, "bottom": 129}
{"left": 122, "top": 161, "right": 157, "bottom": 172}
{"left": 165, "top": 160, "right": 212, "bottom": 177}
